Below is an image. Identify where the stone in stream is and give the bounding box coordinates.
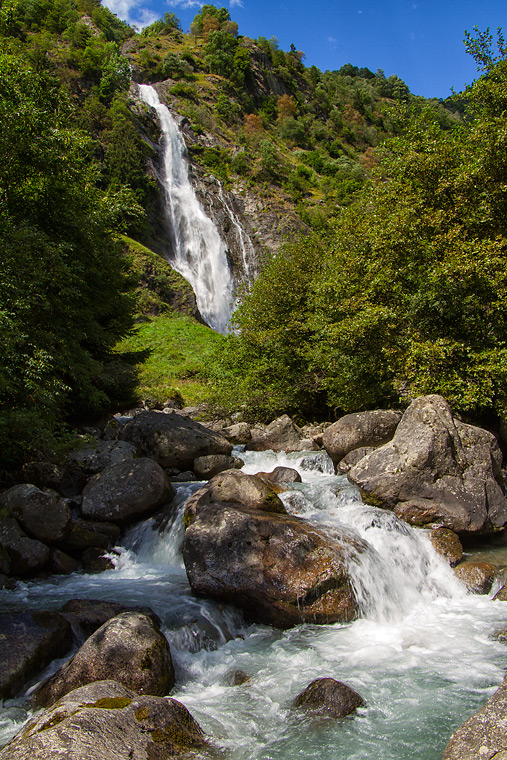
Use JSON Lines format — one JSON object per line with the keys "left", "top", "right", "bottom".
{"left": 33, "top": 612, "right": 175, "bottom": 707}
{"left": 183, "top": 497, "right": 361, "bottom": 629}
{"left": 81, "top": 458, "right": 174, "bottom": 525}
{"left": 0, "top": 680, "right": 207, "bottom": 760}
{"left": 67, "top": 440, "right": 137, "bottom": 474}
{"left": 255, "top": 466, "right": 302, "bottom": 485}
{"left": 454, "top": 561, "right": 497, "bottom": 594}
{"left": 0, "top": 514, "right": 50, "bottom": 577}
{"left": 442, "top": 672, "right": 507, "bottom": 759}
{"left": 348, "top": 395, "right": 507, "bottom": 537}
{"left": 61, "top": 598, "right": 160, "bottom": 639}
{"left": 292, "top": 677, "right": 365, "bottom": 718}
{"left": 0, "top": 611, "right": 73, "bottom": 700}
{"left": 322, "top": 409, "right": 402, "bottom": 465}
{"left": 120, "top": 410, "right": 232, "bottom": 469}
{"left": 0, "top": 485, "right": 71, "bottom": 545}
{"left": 429, "top": 528, "right": 463, "bottom": 567}
{"left": 246, "top": 414, "right": 318, "bottom": 452}
{"left": 193, "top": 454, "right": 243, "bottom": 479}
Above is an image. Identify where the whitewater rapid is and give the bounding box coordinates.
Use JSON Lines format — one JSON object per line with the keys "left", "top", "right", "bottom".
{"left": 2, "top": 448, "right": 507, "bottom": 759}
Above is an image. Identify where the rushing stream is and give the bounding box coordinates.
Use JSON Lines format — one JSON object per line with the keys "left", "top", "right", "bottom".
{"left": 2, "top": 448, "right": 507, "bottom": 758}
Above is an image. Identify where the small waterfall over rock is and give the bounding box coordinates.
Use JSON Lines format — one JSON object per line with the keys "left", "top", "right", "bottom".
{"left": 217, "top": 181, "right": 257, "bottom": 286}
{"left": 138, "top": 84, "right": 234, "bottom": 333}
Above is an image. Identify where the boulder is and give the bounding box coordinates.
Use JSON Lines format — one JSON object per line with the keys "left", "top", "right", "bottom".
{"left": 348, "top": 395, "right": 507, "bottom": 536}
{"left": 0, "top": 680, "right": 206, "bottom": 760}
{"left": 62, "top": 599, "right": 160, "bottom": 639}
{"left": 184, "top": 470, "right": 287, "bottom": 524}
{"left": 454, "top": 561, "right": 497, "bottom": 594}
{"left": 183, "top": 501, "right": 360, "bottom": 628}
{"left": 223, "top": 670, "right": 250, "bottom": 686}
{"left": 247, "top": 414, "right": 317, "bottom": 452}
{"left": 60, "top": 519, "right": 121, "bottom": 553}
{"left": 337, "top": 447, "right": 375, "bottom": 474}
{"left": 292, "top": 677, "right": 364, "bottom": 718}
{"left": 221, "top": 422, "right": 252, "bottom": 445}
{"left": 0, "top": 515, "right": 49, "bottom": 577}
{"left": 0, "top": 611, "right": 73, "bottom": 699}
{"left": 81, "top": 547, "right": 115, "bottom": 574}
{"left": 67, "top": 441, "right": 136, "bottom": 474}
{"left": 429, "top": 528, "right": 463, "bottom": 567}
{"left": 256, "top": 466, "right": 302, "bottom": 485}
{"left": 120, "top": 410, "right": 232, "bottom": 469}
{"left": 81, "top": 458, "right": 173, "bottom": 524}
{"left": 322, "top": 409, "right": 402, "bottom": 465}
{"left": 193, "top": 454, "right": 243, "bottom": 480}
{"left": 49, "top": 548, "right": 79, "bottom": 575}
{"left": 20, "top": 461, "right": 87, "bottom": 497}
{"left": 33, "top": 612, "right": 174, "bottom": 707}
{"left": 442, "top": 673, "right": 507, "bottom": 759}
{"left": 0, "top": 485, "right": 71, "bottom": 544}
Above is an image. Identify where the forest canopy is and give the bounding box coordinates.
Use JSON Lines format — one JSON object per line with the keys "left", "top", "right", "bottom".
{"left": 209, "top": 29, "right": 507, "bottom": 424}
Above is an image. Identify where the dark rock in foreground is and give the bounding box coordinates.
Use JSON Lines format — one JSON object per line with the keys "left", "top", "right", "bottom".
{"left": 33, "top": 612, "right": 174, "bottom": 707}
{"left": 0, "top": 485, "right": 71, "bottom": 544}
{"left": 292, "top": 677, "right": 365, "bottom": 718}
{"left": 0, "top": 611, "right": 73, "bottom": 700}
{"left": 442, "top": 673, "right": 507, "bottom": 759}
{"left": 0, "top": 680, "right": 206, "bottom": 760}
{"left": 120, "top": 410, "right": 232, "bottom": 469}
{"left": 348, "top": 395, "right": 507, "bottom": 537}
{"left": 183, "top": 499, "right": 360, "bottom": 629}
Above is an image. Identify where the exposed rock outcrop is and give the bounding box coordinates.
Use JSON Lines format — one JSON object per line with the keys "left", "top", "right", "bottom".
{"left": 322, "top": 409, "right": 402, "bottom": 466}
{"left": 347, "top": 395, "right": 507, "bottom": 537}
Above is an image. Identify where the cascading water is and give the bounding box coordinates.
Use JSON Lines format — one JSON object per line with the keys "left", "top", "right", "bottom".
{"left": 217, "top": 181, "right": 257, "bottom": 285}
{"left": 2, "top": 448, "right": 507, "bottom": 759}
{"left": 138, "top": 84, "right": 234, "bottom": 333}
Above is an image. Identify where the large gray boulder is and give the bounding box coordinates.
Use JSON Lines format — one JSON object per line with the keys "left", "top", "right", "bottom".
{"left": 442, "top": 673, "right": 507, "bottom": 759}
{"left": 120, "top": 410, "right": 232, "bottom": 469}
{"left": 0, "top": 680, "right": 206, "bottom": 760}
{"left": 0, "top": 485, "right": 71, "bottom": 544}
{"left": 0, "top": 611, "right": 73, "bottom": 700}
{"left": 183, "top": 500, "right": 360, "bottom": 628}
{"left": 348, "top": 395, "right": 507, "bottom": 536}
{"left": 81, "top": 458, "right": 173, "bottom": 524}
{"left": 33, "top": 612, "right": 174, "bottom": 707}
{"left": 322, "top": 409, "right": 402, "bottom": 465}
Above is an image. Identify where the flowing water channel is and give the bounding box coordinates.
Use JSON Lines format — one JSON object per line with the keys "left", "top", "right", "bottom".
{"left": 138, "top": 84, "right": 234, "bottom": 333}
{"left": 2, "top": 448, "right": 507, "bottom": 759}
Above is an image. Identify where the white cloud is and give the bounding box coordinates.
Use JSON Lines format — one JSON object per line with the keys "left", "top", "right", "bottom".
{"left": 166, "top": 0, "right": 205, "bottom": 7}
{"left": 230, "top": 0, "right": 244, "bottom": 6}
{"left": 102, "top": 0, "right": 158, "bottom": 28}
{"left": 327, "top": 36, "right": 337, "bottom": 43}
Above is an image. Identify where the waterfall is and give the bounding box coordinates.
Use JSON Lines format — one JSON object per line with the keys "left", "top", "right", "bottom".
{"left": 138, "top": 84, "right": 234, "bottom": 334}
{"left": 217, "top": 181, "right": 256, "bottom": 285}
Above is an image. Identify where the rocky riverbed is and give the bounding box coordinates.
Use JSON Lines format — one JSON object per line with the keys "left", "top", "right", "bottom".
{"left": 1, "top": 395, "right": 507, "bottom": 759}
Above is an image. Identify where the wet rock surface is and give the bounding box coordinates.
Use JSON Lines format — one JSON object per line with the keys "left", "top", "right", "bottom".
{"left": 0, "top": 680, "right": 206, "bottom": 760}
{"left": 429, "top": 528, "right": 463, "bottom": 567}
{"left": 33, "top": 612, "right": 175, "bottom": 707}
{"left": 442, "top": 673, "right": 507, "bottom": 759}
{"left": 348, "top": 395, "right": 507, "bottom": 536}
{"left": 0, "top": 611, "right": 73, "bottom": 700}
{"left": 454, "top": 561, "right": 497, "bottom": 594}
{"left": 292, "top": 677, "right": 365, "bottom": 718}
{"left": 183, "top": 500, "right": 360, "bottom": 628}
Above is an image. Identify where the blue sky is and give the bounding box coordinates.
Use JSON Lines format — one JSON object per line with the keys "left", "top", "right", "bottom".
{"left": 104, "top": 0, "right": 507, "bottom": 98}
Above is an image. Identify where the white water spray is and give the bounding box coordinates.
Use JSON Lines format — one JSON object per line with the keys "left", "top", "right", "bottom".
{"left": 217, "top": 181, "right": 256, "bottom": 285}
{"left": 138, "top": 84, "right": 234, "bottom": 333}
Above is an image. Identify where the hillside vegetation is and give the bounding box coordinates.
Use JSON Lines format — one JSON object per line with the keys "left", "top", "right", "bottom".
{"left": 0, "top": 0, "right": 502, "bottom": 477}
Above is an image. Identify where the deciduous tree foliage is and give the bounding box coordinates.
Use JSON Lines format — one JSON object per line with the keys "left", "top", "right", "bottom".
{"left": 210, "top": 31, "right": 507, "bottom": 423}
{"left": 0, "top": 52, "right": 137, "bottom": 474}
